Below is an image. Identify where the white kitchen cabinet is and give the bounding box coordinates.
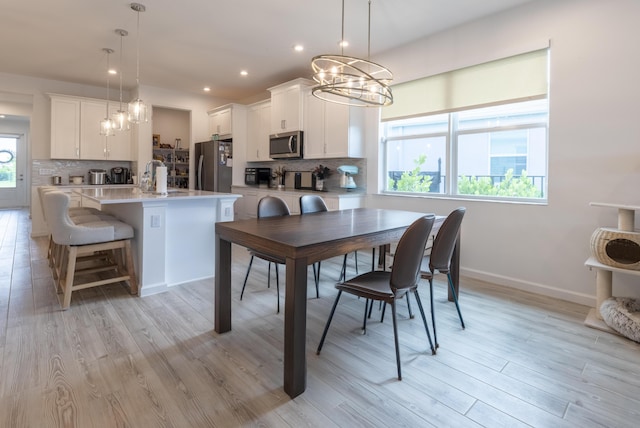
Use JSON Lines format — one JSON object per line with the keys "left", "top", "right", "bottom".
{"left": 50, "top": 96, "right": 81, "bottom": 159}
{"left": 268, "top": 78, "right": 313, "bottom": 134}
{"left": 246, "top": 100, "right": 272, "bottom": 161}
{"left": 304, "top": 91, "right": 365, "bottom": 159}
{"left": 208, "top": 105, "right": 232, "bottom": 137}
{"left": 50, "top": 94, "right": 132, "bottom": 160}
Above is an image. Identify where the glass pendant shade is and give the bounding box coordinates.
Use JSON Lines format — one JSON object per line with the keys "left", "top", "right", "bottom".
{"left": 111, "top": 109, "right": 130, "bottom": 131}
{"left": 100, "top": 117, "right": 115, "bottom": 136}
{"left": 128, "top": 99, "right": 147, "bottom": 124}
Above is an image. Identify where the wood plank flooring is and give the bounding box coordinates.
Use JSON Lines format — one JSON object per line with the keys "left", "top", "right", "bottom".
{"left": 1, "top": 208, "right": 639, "bottom": 427}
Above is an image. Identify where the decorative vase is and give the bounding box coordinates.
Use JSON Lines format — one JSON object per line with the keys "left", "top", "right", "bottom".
{"left": 315, "top": 179, "right": 324, "bottom": 191}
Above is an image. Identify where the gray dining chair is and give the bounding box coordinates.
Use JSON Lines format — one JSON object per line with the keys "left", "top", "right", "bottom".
{"left": 241, "top": 195, "right": 290, "bottom": 313}
{"left": 420, "top": 207, "right": 466, "bottom": 349}
{"left": 317, "top": 215, "right": 436, "bottom": 380}
{"left": 299, "top": 194, "right": 359, "bottom": 288}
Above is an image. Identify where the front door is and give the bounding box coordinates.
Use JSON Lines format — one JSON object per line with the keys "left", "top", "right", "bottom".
{"left": 0, "top": 134, "right": 27, "bottom": 208}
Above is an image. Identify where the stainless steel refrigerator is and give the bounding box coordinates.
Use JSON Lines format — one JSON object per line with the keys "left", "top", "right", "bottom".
{"left": 195, "top": 139, "right": 232, "bottom": 192}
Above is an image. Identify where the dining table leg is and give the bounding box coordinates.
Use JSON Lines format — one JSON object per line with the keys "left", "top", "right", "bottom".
{"left": 214, "top": 234, "right": 232, "bottom": 333}
{"left": 284, "top": 256, "right": 308, "bottom": 398}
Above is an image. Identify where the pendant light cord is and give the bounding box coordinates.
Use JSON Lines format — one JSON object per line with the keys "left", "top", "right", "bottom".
{"left": 341, "top": 0, "right": 345, "bottom": 56}
{"left": 119, "top": 32, "right": 124, "bottom": 110}
{"left": 135, "top": 9, "right": 141, "bottom": 87}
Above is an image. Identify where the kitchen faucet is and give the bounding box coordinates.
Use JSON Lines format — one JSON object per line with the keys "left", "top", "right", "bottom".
{"left": 141, "top": 159, "right": 166, "bottom": 192}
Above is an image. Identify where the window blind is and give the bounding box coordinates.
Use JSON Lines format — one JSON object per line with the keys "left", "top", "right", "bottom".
{"left": 381, "top": 48, "right": 549, "bottom": 122}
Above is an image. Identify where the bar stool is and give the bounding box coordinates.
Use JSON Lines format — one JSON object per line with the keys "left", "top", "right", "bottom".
{"left": 43, "top": 191, "right": 138, "bottom": 309}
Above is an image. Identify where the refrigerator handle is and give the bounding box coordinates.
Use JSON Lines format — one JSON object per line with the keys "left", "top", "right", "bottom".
{"left": 198, "top": 154, "right": 204, "bottom": 190}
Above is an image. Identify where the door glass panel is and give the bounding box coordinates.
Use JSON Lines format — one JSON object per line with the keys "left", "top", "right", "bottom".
{"left": 0, "top": 137, "right": 17, "bottom": 189}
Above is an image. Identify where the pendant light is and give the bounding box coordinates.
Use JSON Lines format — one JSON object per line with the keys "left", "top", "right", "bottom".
{"left": 311, "top": 0, "right": 393, "bottom": 107}
{"left": 111, "top": 29, "right": 130, "bottom": 131}
{"left": 100, "top": 48, "right": 116, "bottom": 136}
{"left": 128, "top": 2, "right": 148, "bottom": 124}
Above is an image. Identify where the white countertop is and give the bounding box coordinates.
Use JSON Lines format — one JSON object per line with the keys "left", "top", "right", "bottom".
{"left": 76, "top": 187, "right": 241, "bottom": 204}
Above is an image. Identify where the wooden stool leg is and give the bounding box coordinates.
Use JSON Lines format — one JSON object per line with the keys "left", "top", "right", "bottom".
{"left": 124, "top": 241, "right": 138, "bottom": 295}
{"left": 62, "top": 246, "right": 78, "bottom": 310}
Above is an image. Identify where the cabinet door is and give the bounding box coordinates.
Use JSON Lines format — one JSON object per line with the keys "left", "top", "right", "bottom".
{"left": 247, "top": 102, "right": 271, "bottom": 161}
{"left": 209, "top": 108, "right": 232, "bottom": 136}
{"left": 50, "top": 97, "right": 81, "bottom": 159}
{"left": 80, "top": 99, "right": 108, "bottom": 160}
{"left": 323, "top": 102, "right": 351, "bottom": 158}
{"left": 303, "top": 92, "right": 325, "bottom": 159}
{"left": 271, "top": 86, "right": 302, "bottom": 133}
{"left": 105, "top": 104, "right": 132, "bottom": 160}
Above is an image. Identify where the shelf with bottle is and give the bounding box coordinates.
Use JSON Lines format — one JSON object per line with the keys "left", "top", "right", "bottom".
{"left": 152, "top": 146, "right": 190, "bottom": 188}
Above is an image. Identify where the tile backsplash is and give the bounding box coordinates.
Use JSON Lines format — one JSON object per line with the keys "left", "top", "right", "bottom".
{"left": 32, "top": 159, "right": 132, "bottom": 186}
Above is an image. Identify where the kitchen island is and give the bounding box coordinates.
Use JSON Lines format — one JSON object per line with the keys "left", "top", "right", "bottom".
{"left": 77, "top": 187, "right": 241, "bottom": 295}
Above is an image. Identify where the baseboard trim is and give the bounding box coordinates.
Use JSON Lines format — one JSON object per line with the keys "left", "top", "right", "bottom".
{"left": 461, "top": 267, "right": 595, "bottom": 307}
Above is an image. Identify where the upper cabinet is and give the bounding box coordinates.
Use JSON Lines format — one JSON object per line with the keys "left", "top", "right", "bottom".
{"left": 268, "top": 78, "right": 313, "bottom": 134}
{"left": 303, "top": 90, "right": 365, "bottom": 159}
{"left": 50, "top": 95, "right": 81, "bottom": 159}
{"left": 246, "top": 100, "right": 272, "bottom": 162}
{"left": 208, "top": 106, "right": 232, "bottom": 137}
{"left": 207, "top": 104, "right": 246, "bottom": 139}
{"left": 50, "top": 94, "right": 132, "bottom": 160}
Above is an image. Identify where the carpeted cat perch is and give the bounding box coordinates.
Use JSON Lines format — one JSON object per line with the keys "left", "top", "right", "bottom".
{"left": 600, "top": 297, "right": 640, "bottom": 343}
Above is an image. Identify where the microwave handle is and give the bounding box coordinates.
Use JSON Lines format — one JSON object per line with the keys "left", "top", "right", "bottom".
{"left": 288, "top": 135, "right": 294, "bottom": 153}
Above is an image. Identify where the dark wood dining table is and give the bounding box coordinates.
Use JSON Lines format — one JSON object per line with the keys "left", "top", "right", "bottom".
{"left": 214, "top": 207, "right": 459, "bottom": 398}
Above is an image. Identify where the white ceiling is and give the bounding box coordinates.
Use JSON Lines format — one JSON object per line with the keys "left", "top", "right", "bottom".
{"left": 0, "top": 0, "right": 535, "bottom": 103}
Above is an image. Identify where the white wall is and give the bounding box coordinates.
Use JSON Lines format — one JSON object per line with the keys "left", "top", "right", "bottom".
{"left": 366, "top": 0, "right": 640, "bottom": 306}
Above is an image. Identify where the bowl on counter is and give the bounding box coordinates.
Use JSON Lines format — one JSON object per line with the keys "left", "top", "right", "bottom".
{"left": 69, "top": 175, "right": 84, "bottom": 185}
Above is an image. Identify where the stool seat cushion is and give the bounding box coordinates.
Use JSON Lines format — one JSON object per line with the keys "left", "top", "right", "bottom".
{"left": 600, "top": 297, "right": 640, "bottom": 343}
{"left": 80, "top": 220, "right": 134, "bottom": 241}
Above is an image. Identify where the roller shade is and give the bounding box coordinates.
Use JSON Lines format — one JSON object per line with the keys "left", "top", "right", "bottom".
{"left": 381, "top": 48, "right": 549, "bottom": 121}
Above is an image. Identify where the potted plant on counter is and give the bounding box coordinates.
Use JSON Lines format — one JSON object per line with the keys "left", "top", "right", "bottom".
{"left": 312, "top": 165, "right": 331, "bottom": 191}
{"left": 272, "top": 166, "right": 286, "bottom": 189}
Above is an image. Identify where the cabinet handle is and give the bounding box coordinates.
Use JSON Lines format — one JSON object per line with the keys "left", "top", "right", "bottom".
{"left": 281, "top": 119, "right": 286, "bottom": 129}
{"left": 76, "top": 147, "right": 79, "bottom": 158}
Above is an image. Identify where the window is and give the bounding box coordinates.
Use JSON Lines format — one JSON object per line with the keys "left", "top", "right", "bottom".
{"left": 0, "top": 136, "right": 17, "bottom": 189}
{"left": 382, "top": 98, "right": 548, "bottom": 200}
{"left": 380, "top": 48, "right": 549, "bottom": 202}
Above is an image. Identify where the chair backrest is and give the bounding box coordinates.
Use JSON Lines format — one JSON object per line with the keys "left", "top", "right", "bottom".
{"left": 299, "top": 194, "right": 328, "bottom": 215}
{"left": 257, "top": 196, "right": 291, "bottom": 218}
{"left": 390, "top": 215, "right": 435, "bottom": 291}
{"left": 429, "top": 207, "right": 466, "bottom": 274}
{"left": 43, "top": 191, "right": 114, "bottom": 245}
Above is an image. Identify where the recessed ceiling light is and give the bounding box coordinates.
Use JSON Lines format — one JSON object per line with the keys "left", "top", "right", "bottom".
{"left": 203, "top": 87, "right": 211, "bottom": 92}
{"left": 293, "top": 44, "right": 304, "bottom": 52}
{"left": 108, "top": 69, "right": 117, "bottom": 75}
{"left": 240, "top": 70, "right": 248, "bottom": 76}
{"left": 339, "top": 40, "right": 349, "bottom": 48}
{"left": 0, "top": 115, "right": 5, "bottom": 119}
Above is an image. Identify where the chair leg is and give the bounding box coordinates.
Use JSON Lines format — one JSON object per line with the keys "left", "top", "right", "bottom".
{"left": 429, "top": 278, "right": 438, "bottom": 349}
{"left": 61, "top": 246, "right": 78, "bottom": 310}
{"left": 413, "top": 289, "right": 436, "bottom": 355}
{"left": 124, "top": 240, "right": 138, "bottom": 295}
{"left": 380, "top": 301, "right": 386, "bottom": 323}
{"left": 406, "top": 293, "right": 414, "bottom": 319}
{"left": 317, "top": 290, "right": 343, "bottom": 354}
{"left": 312, "top": 261, "right": 321, "bottom": 298}
{"left": 267, "top": 262, "right": 272, "bottom": 288}
{"left": 275, "top": 264, "right": 280, "bottom": 313}
{"left": 362, "top": 299, "right": 370, "bottom": 334}
{"left": 240, "top": 255, "right": 255, "bottom": 300}
{"left": 339, "top": 254, "right": 348, "bottom": 282}
{"left": 354, "top": 250, "right": 359, "bottom": 274}
{"left": 447, "top": 273, "right": 465, "bottom": 329}
{"left": 391, "top": 301, "right": 402, "bottom": 380}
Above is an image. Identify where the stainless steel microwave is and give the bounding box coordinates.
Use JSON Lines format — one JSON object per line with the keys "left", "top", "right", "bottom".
{"left": 269, "top": 131, "right": 303, "bottom": 159}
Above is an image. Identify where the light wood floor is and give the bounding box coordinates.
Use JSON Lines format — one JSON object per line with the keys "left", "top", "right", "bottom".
{"left": 1, "top": 208, "right": 640, "bottom": 427}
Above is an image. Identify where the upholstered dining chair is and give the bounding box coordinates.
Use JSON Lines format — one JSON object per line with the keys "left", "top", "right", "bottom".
{"left": 241, "top": 195, "right": 290, "bottom": 313}
{"left": 420, "top": 207, "right": 466, "bottom": 349}
{"left": 316, "top": 215, "right": 436, "bottom": 380}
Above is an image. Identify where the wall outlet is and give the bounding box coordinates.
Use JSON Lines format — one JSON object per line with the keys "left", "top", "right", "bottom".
{"left": 151, "top": 214, "right": 161, "bottom": 228}
{"left": 39, "top": 168, "right": 54, "bottom": 175}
